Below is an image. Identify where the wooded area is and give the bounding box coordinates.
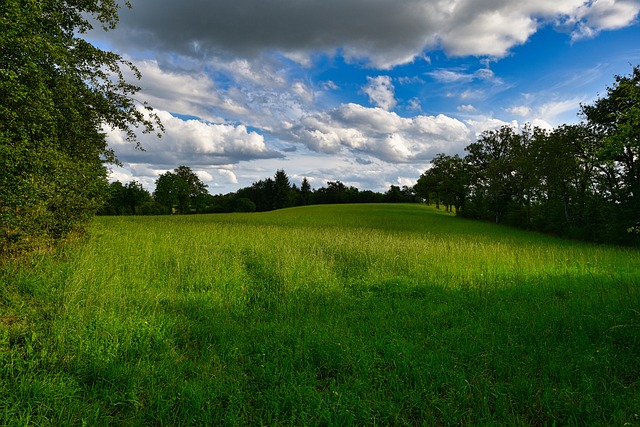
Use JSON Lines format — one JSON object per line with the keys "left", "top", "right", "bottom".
{"left": 416, "top": 66, "right": 640, "bottom": 245}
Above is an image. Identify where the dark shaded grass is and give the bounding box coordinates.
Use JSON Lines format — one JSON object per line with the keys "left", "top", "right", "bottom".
{"left": 3, "top": 274, "right": 638, "bottom": 425}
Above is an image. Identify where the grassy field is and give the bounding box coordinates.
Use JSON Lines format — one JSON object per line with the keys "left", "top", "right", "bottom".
{"left": 1, "top": 204, "right": 639, "bottom": 425}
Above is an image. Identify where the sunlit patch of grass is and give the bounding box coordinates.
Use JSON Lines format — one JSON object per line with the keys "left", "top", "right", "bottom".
{"left": 1, "top": 204, "right": 639, "bottom": 425}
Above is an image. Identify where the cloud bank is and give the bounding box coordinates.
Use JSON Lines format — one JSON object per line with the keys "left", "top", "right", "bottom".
{"left": 107, "top": 0, "right": 640, "bottom": 67}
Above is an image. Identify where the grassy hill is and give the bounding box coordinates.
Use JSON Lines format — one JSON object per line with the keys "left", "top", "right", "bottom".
{"left": 1, "top": 204, "right": 639, "bottom": 425}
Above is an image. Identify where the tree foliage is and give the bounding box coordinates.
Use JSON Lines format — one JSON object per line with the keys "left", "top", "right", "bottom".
{"left": 98, "top": 180, "right": 159, "bottom": 216}
{"left": 415, "top": 154, "right": 466, "bottom": 213}
{"left": 414, "top": 65, "right": 640, "bottom": 245}
{"left": 153, "top": 166, "right": 208, "bottom": 214}
{"left": 0, "top": 0, "right": 161, "bottom": 255}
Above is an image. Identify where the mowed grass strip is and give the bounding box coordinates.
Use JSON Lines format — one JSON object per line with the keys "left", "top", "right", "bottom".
{"left": 1, "top": 204, "right": 639, "bottom": 425}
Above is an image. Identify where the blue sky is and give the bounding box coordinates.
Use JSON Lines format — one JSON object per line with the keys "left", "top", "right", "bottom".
{"left": 88, "top": 0, "right": 640, "bottom": 194}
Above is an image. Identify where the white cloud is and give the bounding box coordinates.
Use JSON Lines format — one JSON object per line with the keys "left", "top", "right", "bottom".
{"left": 440, "top": 9, "right": 538, "bottom": 57}
{"left": 459, "top": 89, "right": 486, "bottom": 100}
{"left": 466, "top": 117, "right": 519, "bottom": 137}
{"left": 428, "top": 69, "right": 475, "bottom": 83}
{"left": 291, "top": 81, "right": 315, "bottom": 104}
{"left": 407, "top": 98, "right": 422, "bottom": 111}
{"left": 217, "top": 169, "right": 239, "bottom": 185}
{"left": 397, "top": 76, "right": 425, "bottom": 85}
{"left": 570, "top": 0, "right": 640, "bottom": 40}
{"left": 429, "top": 67, "right": 500, "bottom": 85}
{"left": 503, "top": 96, "right": 584, "bottom": 127}
{"left": 107, "top": 109, "right": 282, "bottom": 168}
{"left": 458, "top": 104, "right": 478, "bottom": 112}
{"left": 536, "top": 98, "right": 584, "bottom": 124}
{"left": 290, "top": 103, "right": 472, "bottom": 162}
{"left": 363, "top": 76, "right": 397, "bottom": 110}
{"left": 321, "top": 80, "right": 340, "bottom": 91}
{"left": 507, "top": 105, "right": 532, "bottom": 117}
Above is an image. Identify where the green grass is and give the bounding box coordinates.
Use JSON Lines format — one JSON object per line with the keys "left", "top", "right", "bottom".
{"left": 1, "top": 204, "right": 639, "bottom": 425}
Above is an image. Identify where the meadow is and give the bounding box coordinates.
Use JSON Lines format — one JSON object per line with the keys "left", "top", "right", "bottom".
{"left": 1, "top": 204, "right": 639, "bottom": 425}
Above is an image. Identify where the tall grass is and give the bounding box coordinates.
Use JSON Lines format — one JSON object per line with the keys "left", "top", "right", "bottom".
{"left": 1, "top": 204, "right": 639, "bottom": 425}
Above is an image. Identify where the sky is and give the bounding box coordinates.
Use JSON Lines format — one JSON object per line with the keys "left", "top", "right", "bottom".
{"left": 86, "top": 0, "right": 640, "bottom": 194}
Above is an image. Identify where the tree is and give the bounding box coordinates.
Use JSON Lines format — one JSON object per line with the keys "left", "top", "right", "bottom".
{"left": 125, "top": 181, "right": 153, "bottom": 215}
{"left": 235, "top": 178, "right": 276, "bottom": 212}
{"left": 273, "top": 169, "right": 293, "bottom": 210}
{"left": 98, "top": 180, "right": 156, "bottom": 215}
{"left": 527, "top": 124, "right": 592, "bottom": 233}
{"left": 233, "top": 198, "right": 257, "bottom": 213}
{"left": 0, "top": 0, "right": 161, "bottom": 255}
{"left": 415, "top": 165, "right": 441, "bottom": 208}
{"left": 465, "top": 126, "right": 519, "bottom": 223}
{"left": 315, "top": 181, "right": 351, "bottom": 204}
{"left": 99, "top": 181, "right": 127, "bottom": 215}
{"left": 384, "top": 185, "right": 417, "bottom": 203}
{"left": 153, "top": 166, "right": 208, "bottom": 214}
{"left": 580, "top": 65, "right": 640, "bottom": 240}
{"left": 174, "top": 166, "right": 209, "bottom": 213}
{"left": 299, "top": 178, "right": 312, "bottom": 205}
{"left": 415, "top": 154, "right": 466, "bottom": 213}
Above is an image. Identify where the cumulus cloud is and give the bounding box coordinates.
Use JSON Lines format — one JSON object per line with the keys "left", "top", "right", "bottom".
{"left": 363, "top": 76, "right": 397, "bottom": 110}
{"left": 217, "top": 169, "right": 238, "bottom": 184}
{"left": 465, "top": 117, "right": 519, "bottom": 137}
{"left": 125, "top": 56, "right": 323, "bottom": 137}
{"left": 96, "top": 0, "right": 640, "bottom": 68}
{"left": 107, "top": 109, "right": 283, "bottom": 167}
{"left": 569, "top": 0, "right": 640, "bottom": 40}
{"left": 289, "top": 103, "right": 471, "bottom": 162}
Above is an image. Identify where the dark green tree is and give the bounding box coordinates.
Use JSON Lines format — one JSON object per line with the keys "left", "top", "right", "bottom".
{"left": 124, "top": 181, "right": 153, "bottom": 215}
{"left": 384, "top": 185, "right": 417, "bottom": 203}
{"left": 234, "top": 198, "right": 257, "bottom": 213}
{"left": 415, "top": 165, "right": 442, "bottom": 208}
{"left": 99, "top": 181, "right": 128, "bottom": 215}
{"left": 153, "top": 173, "right": 183, "bottom": 214}
{"left": 236, "top": 178, "right": 276, "bottom": 212}
{"left": 153, "top": 166, "right": 208, "bottom": 214}
{"left": 0, "top": 0, "right": 161, "bottom": 254}
{"left": 528, "top": 124, "right": 591, "bottom": 234}
{"left": 315, "top": 181, "right": 351, "bottom": 204}
{"left": 299, "top": 177, "right": 312, "bottom": 205}
{"left": 580, "top": 65, "right": 640, "bottom": 240}
{"left": 174, "top": 166, "right": 209, "bottom": 213}
{"left": 98, "top": 180, "right": 155, "bottom": 215}
{"left": 465, "top": 126, "right": 519, "bottom": 223}
{"left": 415, "top": 154, "right": 466, "bottom": 213}
{"left": 273, "top": 169, "right": 293, "bottom": 210}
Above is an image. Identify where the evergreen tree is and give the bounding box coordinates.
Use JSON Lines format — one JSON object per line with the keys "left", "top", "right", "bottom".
{"left": 273, "top": 169, "right": 292, "bottom": 210}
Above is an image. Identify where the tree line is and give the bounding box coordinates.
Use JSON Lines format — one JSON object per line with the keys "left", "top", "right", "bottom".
{"left": 100, "top": 168, "right": 418, "bottom": 215}
{"left": 415, "top": 65, "right": 640, "bottom": 245}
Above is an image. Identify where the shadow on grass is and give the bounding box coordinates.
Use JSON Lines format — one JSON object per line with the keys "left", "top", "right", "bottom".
{"left": 2, "top": 258, "right": 639, "bottom": 425}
